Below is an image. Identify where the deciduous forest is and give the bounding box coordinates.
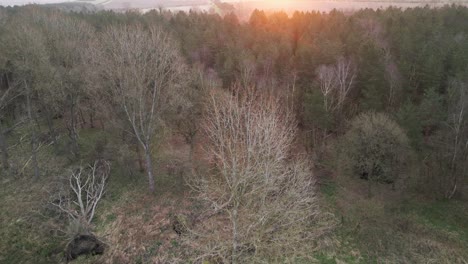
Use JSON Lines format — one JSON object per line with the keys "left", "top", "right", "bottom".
{"left": 0, "top": 4, "right": 467, "bottom": 263}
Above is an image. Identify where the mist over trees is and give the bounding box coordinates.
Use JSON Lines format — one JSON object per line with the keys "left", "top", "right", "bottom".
{"left": 0, "top": 3, "right": 467, "bottom": 263}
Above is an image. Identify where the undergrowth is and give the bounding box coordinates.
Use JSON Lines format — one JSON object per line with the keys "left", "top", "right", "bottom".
{"left": 1, "top": 128, "right": 467, "bottom": 263}
{"left": 315, "top": 177, "right": 468, "bottom": 264}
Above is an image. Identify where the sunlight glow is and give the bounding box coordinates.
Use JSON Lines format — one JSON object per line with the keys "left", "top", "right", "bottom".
{"left": 262, "top": 0, "right": 294, "bottom": 8}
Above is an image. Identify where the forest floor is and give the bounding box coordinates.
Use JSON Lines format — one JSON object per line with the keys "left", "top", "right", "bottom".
{"left": 0, "top": 128, "right": 467, "bottom": 263}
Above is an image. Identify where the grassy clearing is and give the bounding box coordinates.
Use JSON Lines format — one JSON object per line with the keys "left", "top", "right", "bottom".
{"left": 0, "top": 123, "right": 72, "bottom": 263}
{"left": 407, "top": 200, "right": 468, "bottom": 243}
{"left": 315, "top": 174, "right": 468, "bottom": 264}
{"left": 0, "top": 173, "right": 66, "bottom": 263}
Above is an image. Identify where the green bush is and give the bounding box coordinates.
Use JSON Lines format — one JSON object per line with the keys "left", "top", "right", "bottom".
{"left": 341, "top": 112, "right": 410, "bottom": 185}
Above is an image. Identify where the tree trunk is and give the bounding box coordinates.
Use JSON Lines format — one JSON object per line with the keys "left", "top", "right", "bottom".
{"left": 136, "top": 143, "right": 144, "bottom": 172}
{"left": 69, "top": 96, "right": 80, "bottom": 159}
{"left": 188, "top": 135, "right": 196, "bottom": 165}
{"left": 0, "top": 125, "right": 9, "bottom": 171}
{"left": 89, "top": 112, "right": 95, "bottom": 128}
{"left": 44, "top": 107, "right": 58, "bottom": 149}
{"left": 231, "top": 203, "right": 239, "bottom": 264}
{"left": 144, "top": 146, "right": 155, "bottom": 193}
{"left": 367, "top": 179, "right": 372, "bottom": 198}
{"left": 26, "top": 81, "right": 39, "bottom": 178}
{"left": 79, "top": 109, "right": 86, "bottom": 129}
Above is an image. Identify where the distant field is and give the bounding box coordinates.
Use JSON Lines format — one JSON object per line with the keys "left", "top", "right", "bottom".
{"left": 102, "top": 0, "right": 468, "bottom": 13}
{"left": 102, "top": 0, "right": 211, "bottom": 10}
{"left": 2, "top": 0, "right": 468, "bottom": 12}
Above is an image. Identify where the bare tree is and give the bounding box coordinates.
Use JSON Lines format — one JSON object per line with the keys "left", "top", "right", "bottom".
{"left": 90, "top": 24, "right": 185, "bottom": 192}
{"left": 358, "top": 17, "right": 402, "bottom": 106}
{"left": 190, "top": 87, "right": 318, "bottom": 263}
{"left": 445, "top": 79, "right": 468, "bottom": 199}
{"left": 335, "top": 57, "right": 356, "bottom": 110}
{"left": 52, "top": 160, "right": 110, "bottom": 229}
{"left": 1, "top": 17, "right": 53, "bottom": 177}
{"left": 174, "top": 64, "right": 219, "bottom": 164}
{"left": 238, "top": 52, "right": 256, "bottom": 88}
{"left": 315, "top": 56, "right": 356, "bottom": 113}
{"left": 422, "top": 79, "right": 468, "bottom": 199}
{"left": 382, "top": 50, "right": 402, "bottom": 106}
{"left": 316, "top": 64, "right": 336, "bottom": 113}
{"left": 25, "top": 80, "right": 40, "bottom": 178}
{"left": 39, "top": 13, "right": 95, "bottom": 158}
{"left": 0, "top": 72, "right": 22, "bottom": 171}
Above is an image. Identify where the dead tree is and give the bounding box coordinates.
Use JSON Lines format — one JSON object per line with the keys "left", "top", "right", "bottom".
{"left": 52, "top": 160, "right": 110, "bottom": 229}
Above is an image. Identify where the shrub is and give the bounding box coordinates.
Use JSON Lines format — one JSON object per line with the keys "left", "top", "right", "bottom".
{"left": 341, "top": 112, "right": 410, "bottom": 191}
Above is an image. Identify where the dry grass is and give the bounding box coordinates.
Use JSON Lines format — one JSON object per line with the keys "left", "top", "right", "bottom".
{"left": 91, "top": 191, "right": 193, "bottom": 264}
{"left": 0, "top": 131, "right": 71, "bottom": 263}
{"left": 72, "top": 134, "right": 196, "bottom": 264}
{"left": 317, "top": 169, "right": 468, "bottom": 264}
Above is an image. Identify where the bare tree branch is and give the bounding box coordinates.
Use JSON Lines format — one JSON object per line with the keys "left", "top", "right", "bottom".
{"left": 189, "top": 87, "right": 318, "bottom": 262}
{"left": 315, "top": 56, "right": 356, "bottom": 113}
{"left": 51, "top": 160, "right": 110, "bottom": 229}
{"left": 89, "top": 24, "right": 185, "bottom": 192}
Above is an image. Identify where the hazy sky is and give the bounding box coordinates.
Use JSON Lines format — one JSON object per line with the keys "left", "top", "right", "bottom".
{"left": 0, "top": 0, "right": 76, "bottom": 6}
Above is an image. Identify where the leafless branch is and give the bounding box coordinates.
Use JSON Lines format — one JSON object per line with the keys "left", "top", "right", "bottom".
{"left": 89, "top": 24, "right": 185, "bottom": 192}
{"left": 51, "top": 160, "right": 110, "bottom": 228}
{"left": 315, "top": 56, "right": 356, "bottom": 113}
{"left": 189, "top": 87, "right": 318, "bottom": 262}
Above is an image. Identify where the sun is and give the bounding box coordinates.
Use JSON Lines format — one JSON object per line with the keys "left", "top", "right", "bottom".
{"left": 261, "top": 0, "right": 294, "bottom": 9}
